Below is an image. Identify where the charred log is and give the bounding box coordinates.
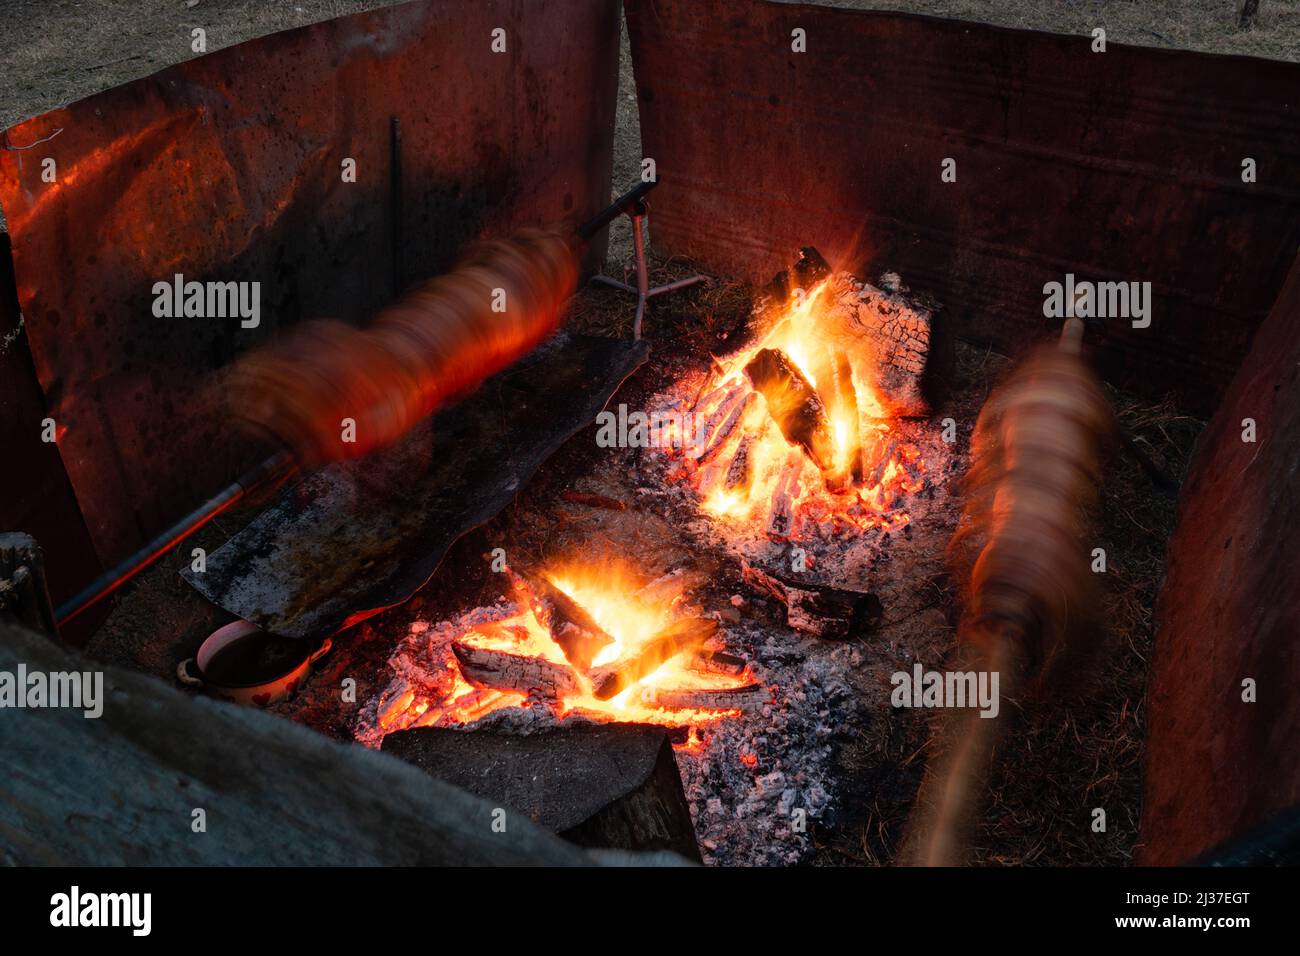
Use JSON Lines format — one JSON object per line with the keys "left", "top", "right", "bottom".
{"left": 696, "top": 392, "right": 756, "bottom": 466}
{"left": 649, "top": 683, "right": 764, "bottom": 712}
{"left": 766, "top": 449, "right": 805, "bottom": 540}
{"left": 692, "top": 648, "right": 748, "bottom": 676}
{"left": 828, "top": 275, "right": 946, "bottom": 417}
{"left": 590, "top": 617, "right": 719, "bottom": 700}
{"left": 744, "top": 348, "right": 836, "bottom": 471}
{"left": 741, "top": 560, "right": 883, "bottom": 640}
{"left": 724, "top": 433, "right": 757, "bottom": 491}
{"left": 451, "top": 642, "right": 580, "bottom": 699}
{"left": 832, "top": 349, "right": 865, "bottom": 485}
{"left": 511, "top": 568, "right": 614, "bottom": 672}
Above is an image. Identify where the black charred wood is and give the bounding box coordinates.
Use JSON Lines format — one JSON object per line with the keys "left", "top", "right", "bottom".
{"left": 744, "top": 347, "right": 836, "bottom": 471}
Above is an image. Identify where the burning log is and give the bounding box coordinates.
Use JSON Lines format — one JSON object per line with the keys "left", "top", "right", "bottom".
{"left": 511, "top": 569, "right": 614, "bottom": 672}
{"left": 744, "top": 348, "right": 836, "bottom": 471}
{"left": 633, "top": 569, "right": 695, "bottom": 609}
{"left": 766, "top": 449, "right": 805, "bottom": 540}
{"left": 828, "top": 274, "right": 946, "bottom": 417}
{"left": 741, "top": 560, "right": 883, "bottom": 640}
{"left": 590, "top": 617, "right": 719, "bottom": 700}
{"left": 724, "top": 433, "right": 756, "bottom": 491}
{"left": 695, "top": 391, "right": 757, "bottom": 466}
{"left": 648, "top": 683, "right": 765, "bottom": 712}
{"left": 451, "top": 642, "right": 580, "bottom": 699}
{"left": 692, "top": 648, "right": 748, "bottom": 677}
{"left": 763, "top": 246, "right": 833, "bottom": 305}
{"left": 831, "top": 350, "right": 864, "bottom": 485}
{"left": 689, "top": 380, "right": 748, "bottom": 460}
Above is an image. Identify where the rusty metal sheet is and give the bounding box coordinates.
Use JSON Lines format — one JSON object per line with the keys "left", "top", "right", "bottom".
{"left": 0, "top": 0, "right": 622, "bottom": 573}
{"left": 1140, "top": 249, "right": 1300, "bottom": 864}
{"left": 183, "top": 332, "right": 649, "bottom": 639}
{"left": 625, "top": 0, "right": 1300, "bottom": 413}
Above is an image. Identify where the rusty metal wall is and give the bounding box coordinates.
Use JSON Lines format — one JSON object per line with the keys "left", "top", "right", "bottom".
{"left": 1140, "top": 248, "right": 1300, "bottom": 864}
{"left": 625, "top": 0, "right": 1300, "bottom": 412}
{"left": 0, "top": 0, "right": 622, "bottom": 575}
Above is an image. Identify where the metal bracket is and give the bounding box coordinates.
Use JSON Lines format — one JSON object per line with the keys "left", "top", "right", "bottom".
{"left": 589, "top": 195, "right": 707, "bottom": 339}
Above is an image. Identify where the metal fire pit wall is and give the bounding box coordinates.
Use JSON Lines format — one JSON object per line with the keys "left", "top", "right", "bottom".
{"left": 0, "top": 0, "right": 622, "bottom": 578}
{"left": 625, "top": 0, "right": 1300, "bottom": 414}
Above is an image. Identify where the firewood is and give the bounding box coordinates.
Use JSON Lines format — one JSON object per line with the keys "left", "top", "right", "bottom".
{"left": 511, "top": 568, "right": 614, "bottom": 672}
{"left": 766, "top": 449, "right": 804, "bottom": 539}
{"left": 744, "top": 348, "right": 836, "bottom": 471}
{"left": 689, "top": 380, "right": 747, "bottom": 459}
{"left": 784, "top": 584, "right": 883, "bottom": 639}
{"left": 633, "top": 569, "right": 694, "bottom": 608}
{"left": 647, "top": 682, "right": 764, "bottom": 712}
{"left": 695, "top": 391, "right": 756, "bottom": 466}
{"left": 724, "top": 433, "right": 756, "bottom": 490}
{"left": 740, "top": 559, "right": 789, "bottom": 603}
{"left": 740, "top": 560, "right": 883, "bottom": 640}
{"left": 590, "top": 617, "right": 719, "bottom": 700}
{"left": 451, "top": 642, "right": 580, "bottom": 698}
{"left": 832, "top": 349, "right": 864, "bottom": 485}
{"left": 827, "top": 275, "right": 941, "bottom": 417}
{"left": 382, "top": 723, "right": 701, "bottom": 861}
{"left": 691, "top": 648, "right": 748, "bottom": 676}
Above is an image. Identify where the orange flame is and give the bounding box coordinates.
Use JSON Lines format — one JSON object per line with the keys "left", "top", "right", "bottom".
{"left": 377, "top": 559, "right": 752, "bottom": 738}
{"left": 672, "top": 280, "right": 921, "bottom": 538}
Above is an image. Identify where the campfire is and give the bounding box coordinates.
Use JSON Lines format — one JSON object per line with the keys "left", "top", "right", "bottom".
{"left": 652, "top": 259, "right": 933, "bottom": 543}
{"left": 363, "top": 560, "right": 761, "bottom": 745}
{"left": 360, "top": 254, "right": 948, "bottom": 753}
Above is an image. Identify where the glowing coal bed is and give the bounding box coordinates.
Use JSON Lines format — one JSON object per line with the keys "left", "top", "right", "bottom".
{"left": 355, "top": 273, "right": 960, "bottom": 865}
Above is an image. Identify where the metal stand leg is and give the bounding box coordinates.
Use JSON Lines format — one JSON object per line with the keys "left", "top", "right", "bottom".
{"left": 588, "top": 203, "right": 707, "bottom": 340}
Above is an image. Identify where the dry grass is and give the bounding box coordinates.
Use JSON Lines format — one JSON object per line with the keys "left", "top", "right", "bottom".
{"left": 962, "top": 380, "right": 1202, "bottom": 865}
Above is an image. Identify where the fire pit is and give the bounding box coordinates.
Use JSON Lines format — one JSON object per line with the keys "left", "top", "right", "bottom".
{"left": 338, "top": 254, "right": 962, "bottom": 864}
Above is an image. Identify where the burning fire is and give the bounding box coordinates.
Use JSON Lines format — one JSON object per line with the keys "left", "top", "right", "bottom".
{"left": 372, "top": 560, "right": 758, "bottom": 741}
{"left": 659, "top": 280, "right": 924, "bottom": 539}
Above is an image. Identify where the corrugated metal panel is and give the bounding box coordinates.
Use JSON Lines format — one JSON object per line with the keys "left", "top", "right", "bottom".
{"left": 0, "top": 0, "right": 622, "bottom": 570}
{"left": 626, "top": 0, "right": 1300, "bottom": 411}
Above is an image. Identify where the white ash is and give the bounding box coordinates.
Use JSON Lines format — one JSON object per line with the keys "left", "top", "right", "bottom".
{"left": 679, "top": 617, "right": 863, "bottom": 866}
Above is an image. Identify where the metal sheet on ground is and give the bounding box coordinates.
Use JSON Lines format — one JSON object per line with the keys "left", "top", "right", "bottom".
{"left": 183, "top": 332, "right": 649, "bottom": 639}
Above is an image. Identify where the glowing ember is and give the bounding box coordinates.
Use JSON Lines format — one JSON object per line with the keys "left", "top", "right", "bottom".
{"left": 658, "top": 279, "right": 925, "bottom": 539}
{"left": 367, "top": 561, "right": 754, "bottom": 740}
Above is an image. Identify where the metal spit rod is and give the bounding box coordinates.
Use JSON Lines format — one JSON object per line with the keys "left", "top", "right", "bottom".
{"left": 52, "top": 183, "right": 665, "bottom": 627}
{"left": 54, "top": 451, "right": 296, "bottom": 626}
